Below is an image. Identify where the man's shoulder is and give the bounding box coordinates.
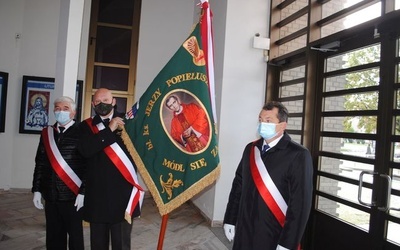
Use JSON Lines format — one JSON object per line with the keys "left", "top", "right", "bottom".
{"left": 81, "top": 116, "right": 99, "bottom": 124}
{"left": 79, "top": 118, "right": 91, "bottom": 125}
{"left": 244, "top": 138, "right": 263, "bottom": 149}
{"left": 286, "top": 139, "right": 311, "bottom": 157}
{"left": 82, "top": 116, "right": 94, "bottom": 121}
{"left": 68, "top": 121, "right": 85, "bottom": 131}
{"left": 77, "top": 118, "right": 95, "bottom": 131}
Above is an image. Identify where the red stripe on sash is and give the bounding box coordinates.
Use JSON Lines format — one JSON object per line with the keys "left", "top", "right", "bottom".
{"left": 42, "top": 127, "right": 80, "bottom": 195}
{"left": 249, "top": 145, "right": 286, "bottom": 227}
{"left": 85, "top": 118, "right": 143, "bottom": 218}
{"left": 129, "top": 189, "right": 141, "bottom": 215}
{"left": 103, "top": 145, "right": 142, "bottom": 191}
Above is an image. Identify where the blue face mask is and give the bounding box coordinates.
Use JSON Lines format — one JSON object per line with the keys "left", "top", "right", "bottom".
{"left": 258, "top": 122, "right": 278, "bottom": 140}
{"left": 54, "top": 111, "right": 71, "bottom": 125}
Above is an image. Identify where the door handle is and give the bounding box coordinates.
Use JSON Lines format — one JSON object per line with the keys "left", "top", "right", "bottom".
{"left": 358, "top": 171, "right": 392, "bottom": 211}
{"left": 378, "top": 174, "right": 391, "bottom": 212}
{"left": 358, "top": 171, "right": 376, "bottom": 207}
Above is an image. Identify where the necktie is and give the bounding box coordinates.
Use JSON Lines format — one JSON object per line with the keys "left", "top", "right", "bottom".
{"left": 58, "top": 127, "right": 65, "bottom": 142}
{"left": 59, "top": 127, "right": 65, "bottom": 133}
{"left": 262, "top": 144, "right": 270, "bottom": 154}
{"left": 103, "top": 118, "right": 110, "bottom": 126}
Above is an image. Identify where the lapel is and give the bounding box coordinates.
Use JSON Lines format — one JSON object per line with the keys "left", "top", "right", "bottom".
{"left": 91, "top": 115, "right": 103, "bottom": 126}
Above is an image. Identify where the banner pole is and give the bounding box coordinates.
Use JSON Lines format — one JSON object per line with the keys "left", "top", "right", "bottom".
{"left": 157, "top": 214, "right": 169, "bottom": 250}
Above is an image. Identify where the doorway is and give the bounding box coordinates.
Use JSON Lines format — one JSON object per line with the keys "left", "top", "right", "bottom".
{"left": 84, "top": 0, "right": 141, "bottom": 117}
{"left": 309, "top": 14, "right": 400, "bottom": 250}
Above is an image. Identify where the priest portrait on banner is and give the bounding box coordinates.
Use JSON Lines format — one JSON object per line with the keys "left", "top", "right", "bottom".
{"left": 163, "top": 92, "right": 211, "bottom": 153}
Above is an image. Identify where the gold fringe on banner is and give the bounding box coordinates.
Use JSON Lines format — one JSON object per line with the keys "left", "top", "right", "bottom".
{"left": 120, "top": 126, "right": 220, "bottom": 216}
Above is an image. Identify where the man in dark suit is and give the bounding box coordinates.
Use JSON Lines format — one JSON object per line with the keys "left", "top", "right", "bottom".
{"left": 78, "top": 88, "right": 143, "bottom": 250}
{"left": 32, "top": 96, "right": 86, "bottom": 250}
{"left": 223, "top": 101, "right": 313, "bottom": 250}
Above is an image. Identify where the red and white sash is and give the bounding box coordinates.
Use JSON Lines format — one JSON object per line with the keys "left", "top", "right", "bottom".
{"left": 85, "top": 118, "right": 144, "bottom": 223}
{"left": 250, "top": 145, "right": 287, "bottom": 227}
{"left": 42, "top": 126, "right": 82, "bottom": 195}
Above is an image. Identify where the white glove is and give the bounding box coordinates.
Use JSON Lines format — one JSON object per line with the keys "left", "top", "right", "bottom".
{"left": 223, "top": 224, "right": 235, "bottom": 242}
{"left": 74, "top": 194, "right": 84, "bottom": 211}
{"left": 33, "top": 192, "right": 44, "bottom": 209}
{"left": 276, "top": 245, "right": 290, "bottom": 250}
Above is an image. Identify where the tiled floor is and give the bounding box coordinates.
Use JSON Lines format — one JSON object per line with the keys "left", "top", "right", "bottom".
{"left": 0, "top": 189, "right": 233, "bottom": 250}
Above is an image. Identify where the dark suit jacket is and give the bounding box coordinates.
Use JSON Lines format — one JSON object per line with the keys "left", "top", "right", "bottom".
{"left": 223, "top": 133, "right": 313, "bottom": 250}
{"left": 32, "top": 121, "right": 86, "bottom": 201}
{"left": 78, "top": 112, "right": 140, "bottom": 223}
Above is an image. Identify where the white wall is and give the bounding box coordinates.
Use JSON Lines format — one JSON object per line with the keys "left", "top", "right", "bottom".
{"left": 0, "top": 0, "right": 270, "bottom": 225}
{"left": 0, "top": 0, "right": 61, "bottom": 189}
{"left": 0, "top": 0, "right": 91, "bottom": 189}
{"left": 0, "top": 0, "right": 25, "bottom": 190}
{"left": 191, "top": 0, "right": 270, "bottom": 223}
{"left": 135, "top": 0, "right": 195, "bottom": 98}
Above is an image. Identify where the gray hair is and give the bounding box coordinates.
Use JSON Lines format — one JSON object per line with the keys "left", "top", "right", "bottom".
{"left": 54, "top": 96, "right": 76, "bottom": 111}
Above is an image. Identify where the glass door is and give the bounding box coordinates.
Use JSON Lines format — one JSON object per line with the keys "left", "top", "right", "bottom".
{"left": 311, "top": 22, "right": 400, "bottom": 249}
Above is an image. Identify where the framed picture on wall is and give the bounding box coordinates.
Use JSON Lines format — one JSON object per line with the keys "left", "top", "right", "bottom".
{"left": 19, "top": 75, "right": 55, "bottom": 134}
{"left": 0, "top": 71, "right": 9, "bottom": 133}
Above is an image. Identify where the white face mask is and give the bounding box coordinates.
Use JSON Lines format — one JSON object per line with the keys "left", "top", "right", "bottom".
{"left": 258, "top": 122, "right": 278, "bottom": 140}
{"left": 54, "top": 111, "right": 71, "bottom": 125}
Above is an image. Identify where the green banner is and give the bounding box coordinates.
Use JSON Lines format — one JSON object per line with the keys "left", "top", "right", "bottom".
{"left": 121, "top": 23, "right": 220, "bottom": 216}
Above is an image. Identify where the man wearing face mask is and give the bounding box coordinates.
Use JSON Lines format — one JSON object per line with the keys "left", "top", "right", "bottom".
{"left": 223, "top": 101, "right": 313, "bottom": 250}
{"left": 78, "top": 88, "right": 143, "bottom": 250}
{"left": 32, "top": 96, "right": 86, "bottom": 250}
